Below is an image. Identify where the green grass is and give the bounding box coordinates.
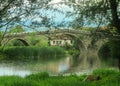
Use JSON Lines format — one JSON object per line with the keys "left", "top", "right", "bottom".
{"left": 0, "top": 76, "right": 37, "bottom": 86}
{"left": 0, "top": 69, "right": 120, "bottom": 86}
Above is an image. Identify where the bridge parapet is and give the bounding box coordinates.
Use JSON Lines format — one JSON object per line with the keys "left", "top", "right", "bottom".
{"left": 5, "top": 32, "right": 30, "bottom": 38}
{"left": 4, "top": 29, "right": 91, "bottom": 37}
{"left": 4, "top": 29, "right": 120, "bottom": 39}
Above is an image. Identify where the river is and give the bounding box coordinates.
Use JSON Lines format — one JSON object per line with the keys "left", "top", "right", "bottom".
{"left": 0, "top": 55, "right": 104, "bottom": 77}
{"left": 0, "top": 57, "right": 72, "bottom": 77}
{"left": 0, "top": 57, "right": 70, "bottom": 77}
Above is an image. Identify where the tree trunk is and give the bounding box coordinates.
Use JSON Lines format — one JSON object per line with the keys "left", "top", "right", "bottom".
{"left": 119, "top": 59, "right": 120, "bottom": 71}
{"left": 109, "top": 0, "right": 120, "bottom": 33}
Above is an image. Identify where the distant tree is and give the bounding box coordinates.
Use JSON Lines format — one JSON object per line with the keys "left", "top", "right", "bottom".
{"left": 9, "top": 25, "right": 25, "bottom": 33}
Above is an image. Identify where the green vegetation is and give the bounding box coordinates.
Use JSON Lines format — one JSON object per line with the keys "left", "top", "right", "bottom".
{"left": 29, "top": 35, "right": 48, "bottom": 46}
{"left": 0, "top": 69, "right": 119, "bottom": 86}
{"left": 64, "top": 45, "right": 79, "bottom": 58}
{"left": 63, "top": 37, "right": 80, "bottom": 58}
{"left": 0, "top": 76, "right": 37, "bottom": 86}
{"left": 98, "top": 40, "right": 120, "bottom": 69}
{"left": 0, "top": 46, "right": 66, "bottom": 60}
{"left": 9, "top": 25, "right": 25, "bottom": 33}
{"left": 0, "top": 31, "right": 2, "bottom": 46}
{"left": 7, "top": 39, "right": 26, "bottom": 46}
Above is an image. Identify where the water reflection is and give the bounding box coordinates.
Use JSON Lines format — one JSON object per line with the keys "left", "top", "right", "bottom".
{"left": 0, "top": 54, "right": 106, "bottom": 77}
{"left": 0, "top": 57, "right": 71, "bottom": 77}
{"left": 0, "top": 67, "right": 30, "bottom": 77}
{"left": 59, "top": 57, "right": 70, "bottom": 72}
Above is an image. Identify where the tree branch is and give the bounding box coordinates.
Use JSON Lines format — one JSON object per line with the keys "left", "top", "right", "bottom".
{"left": 109, "top": 0, "right": 120, "bottom": 33}
{"left": 0, "top": 0, "right": 15, "bottom": 14}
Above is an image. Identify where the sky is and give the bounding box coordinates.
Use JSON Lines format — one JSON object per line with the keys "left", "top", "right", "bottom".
{"left": 22, "top": 0, "right": 74, "bottom": 31}
{"left": 41, "top": 0, "right": 73, "bottom": 23}
{"left": 1, "top": 0, "right": 100, "bottom": 32}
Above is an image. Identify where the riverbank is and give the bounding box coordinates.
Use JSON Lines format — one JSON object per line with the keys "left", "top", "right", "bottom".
{"left": 0, "top": 46, "right": 66, "bottom": 60}
{"left": 0, "top": 69, "right": 119, "bottom": 86}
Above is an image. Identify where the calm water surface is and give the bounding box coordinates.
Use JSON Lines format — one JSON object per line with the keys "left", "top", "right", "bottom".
{"left": 0, "top": 55, "right": 105, "bottom": 77}
{"left": 0, "top": 57, "right": 73, "bottom": 77}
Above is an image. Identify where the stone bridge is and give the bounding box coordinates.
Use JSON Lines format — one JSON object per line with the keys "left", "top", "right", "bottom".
{"left": 2, "top": 29, "right": 120, "bottom": 69}
{"left": 2, "top": 29, "right": 119, "bottom": 49}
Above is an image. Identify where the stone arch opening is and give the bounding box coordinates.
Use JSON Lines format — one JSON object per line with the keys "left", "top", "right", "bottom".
{"left": 6, "top": 38, "right": 29, "bottom": 46}
{"left": 97, "top": 40, "right": 118, "bottom": 67}
{"left": 62, "top": 33, "right": 85, "bottom": 49}
{"left": 95, "top": 38, "right": 109, "bottom": 51}
{"left": 17, "top": 39, "right": 29, "bottom": 46}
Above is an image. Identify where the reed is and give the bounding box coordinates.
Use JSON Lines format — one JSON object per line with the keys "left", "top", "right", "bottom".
{"left": 0, "top": 46, "right": 66, "bottom": 60}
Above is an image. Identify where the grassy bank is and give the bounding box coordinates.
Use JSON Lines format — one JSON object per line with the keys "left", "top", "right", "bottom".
{"left": 0, "top": 69, "right": 119, "bottom": 86}
{"left": 0, "top": 46, "right": 66, "bottom": 60}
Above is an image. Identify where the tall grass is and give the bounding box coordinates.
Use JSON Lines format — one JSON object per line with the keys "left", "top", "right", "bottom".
{"left": 0, "top": 69, "right": 120, "bottom": 86}
{"left": 0, "top": 46, "right": 66, "bottom": 60}
{"left": 0, "top": 76, "right": 38, "bottom": 86}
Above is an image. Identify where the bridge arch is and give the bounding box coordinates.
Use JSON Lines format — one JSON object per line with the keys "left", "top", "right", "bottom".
{"left": 17, "top": 39, "right": 29, "bottom": 46}
{"left": 62, "top": 33, "right": 85, "bottom": 49}
{"left": 92, "top": 38, "right": 109, "bottom": 51}
{"left": 5, "top": 38, "right": 29, "bottom": 46}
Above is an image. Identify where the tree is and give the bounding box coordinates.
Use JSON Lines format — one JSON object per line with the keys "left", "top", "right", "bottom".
{"left": 63, "top": 0, "right": 120, "bottom": 33}
{"left": 0, "top": 31, "right": 2, "bottom": 46}
{"left": 9, "top": 25, "right": 25, "bottom": 33}
{"left": 109, "top": 0, "right": 120, "bottom": 33}
{"left": 62, "top": 0, "right": 120, "bottom": 70}
{"left": 0, "top": 0, "right": 57, "bottom": 46}
{"left": 0, "top": 0, "right": 53, "bottom": 28}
